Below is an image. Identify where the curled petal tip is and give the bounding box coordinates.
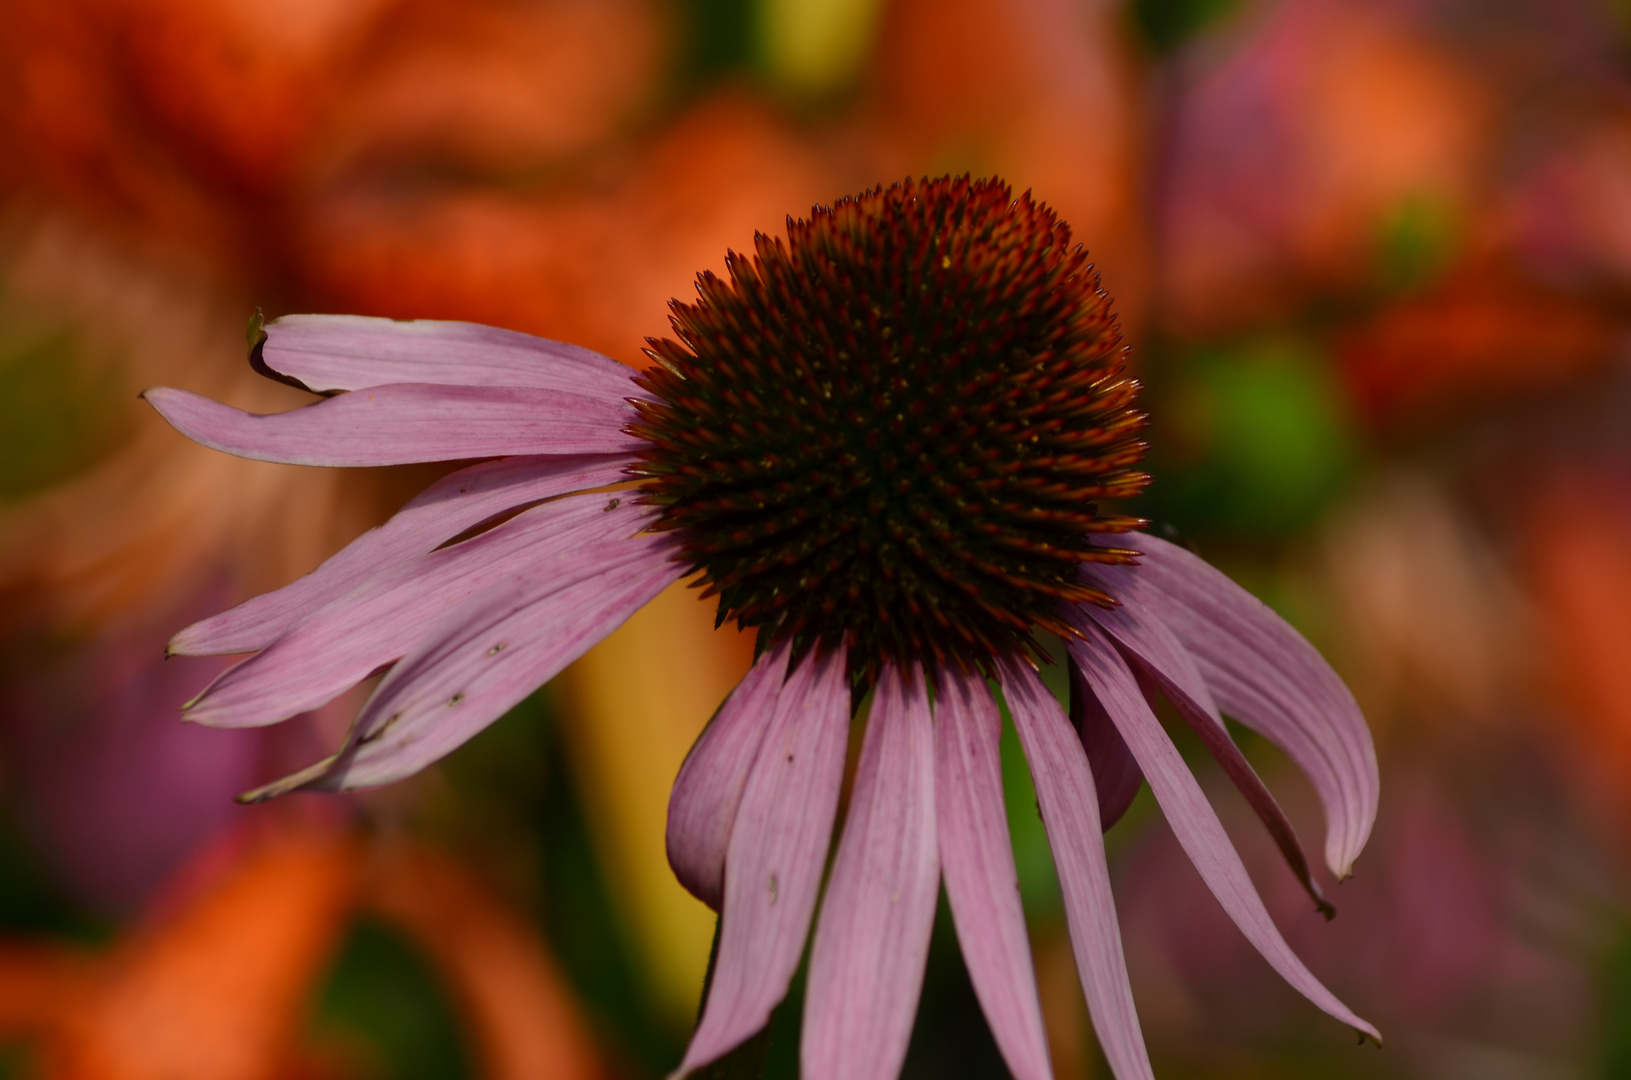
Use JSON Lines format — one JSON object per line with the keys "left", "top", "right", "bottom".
{"left": 1305, "top": 875, "right": 1335, "bottom": 920}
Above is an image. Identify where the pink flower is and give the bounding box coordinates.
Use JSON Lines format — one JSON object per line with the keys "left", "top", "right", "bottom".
{"left": 144, "top": 177, "right": 1379, "bottom": 1079}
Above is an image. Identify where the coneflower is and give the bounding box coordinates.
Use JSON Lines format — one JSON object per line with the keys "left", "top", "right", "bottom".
{"left": 145, "top": 176, "right": 1379, "bottom": 1080}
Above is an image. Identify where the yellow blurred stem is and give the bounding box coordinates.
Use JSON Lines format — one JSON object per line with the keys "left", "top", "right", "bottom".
{"left": 757, "top": 0, "right": 884, "bottom": 98}
{"left": 557, "top": 579, "right": 754, "bottom": 1025}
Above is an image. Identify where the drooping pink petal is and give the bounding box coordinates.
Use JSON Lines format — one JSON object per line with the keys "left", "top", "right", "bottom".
{"left": 239, "top": 534, "right": 684, "bottom": 799}
{"left": 1001, "top": 663, "right": 1154, "bottom": 1080}
{"left": 171, "top": 454, "right": 631, "bottom": 656}
{"left": 258, "top": 315, "right": 645, "bottom": 402}
{"left": 1086, "top": 533, "right": 1379, "bottom": 879}
{"left": 142, "top": 383, "right": 641, "bottom": 467}
{"left": 803, "top": 665, "right": 939, "bottom": 1080}
{"left": 675, "top": 649, "right": 851, "bottom": 1077}
{"left": 185, "top": 498, "right": 657, "bottom": 729}
{"left": 1067, "top": 625, "right": 1381, "bottom": 1043}
{"left": 934, "top": 670, "right": 1054, "bottom": 1080}
{"left": 1069, "top": 659, "right": 1143, "bottom": 833}
{"left": 1070, "top": 593, "right": 1333, "bottom": 917}
{"left": 666, "top": 641, "right": 791, "bottom": 911}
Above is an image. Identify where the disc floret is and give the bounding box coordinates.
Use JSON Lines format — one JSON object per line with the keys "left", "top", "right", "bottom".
{"left": 628, "top": 175, "right": 1150, "bottom": 679}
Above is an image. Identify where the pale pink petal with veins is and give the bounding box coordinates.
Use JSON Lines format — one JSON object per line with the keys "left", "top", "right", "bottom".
{"left": 802, "top": 665, "right": 939, "bottom": 1080}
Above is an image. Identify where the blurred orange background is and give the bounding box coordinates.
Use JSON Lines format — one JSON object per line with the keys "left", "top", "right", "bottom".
{"left": 2, "top": 0, "right": 1631, "bottom": 1076}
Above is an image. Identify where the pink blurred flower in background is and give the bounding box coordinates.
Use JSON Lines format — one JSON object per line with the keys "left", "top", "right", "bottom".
{"left": 1116, "top": 765, "right": 1604, "bottom": 1078}
{"left": 1, "top": 585, "right": 269, "bottom": 911}
{"left": 145, "top": 176, "right": 1380, "bottom": 1079}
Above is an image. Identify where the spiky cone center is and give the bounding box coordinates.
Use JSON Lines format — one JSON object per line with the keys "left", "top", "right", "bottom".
{"left": 628, "top": 176, "right": 1150, "bottom": 681}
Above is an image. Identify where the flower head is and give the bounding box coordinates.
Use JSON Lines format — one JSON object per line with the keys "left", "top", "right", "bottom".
{"left": 144, "top": 176, "right": 1380, "bottom": 1080}
{"left": 631, "top": 177, "right": 1147, "bottom": 678}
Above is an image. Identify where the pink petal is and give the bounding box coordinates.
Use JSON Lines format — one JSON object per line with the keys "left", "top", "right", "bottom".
{"left": 803, "top": 665, "right": 939, "bottom": 1080}
{"left": 171, "top": 454, "right": 631, "bottom": 656}
{"left": 186, "top": 497, "right": 657, "bottom": 729}
{"left": 1070, "top": 592, "right": 1333, "bottom": 917}
{"left": 240, "top": 534, "right": 683, "bottom": 799}
{"left": 666, "top": 642, "right": 791, "bottom": 911}
{"left": 1067, "top": 625, "right": 1381, "bottom": 1043}
{"left": 1069, "top": 659, "right": 1143, "bottom": 833}
{"left": 142, "top": 383, "right": 640, "bottom": 467}
{"left": 1002, "top": 662, "right": 1155, "bottom": 1080}
{"left": 934, "top": 670, "right": 1054, "bottom": 1080}
{"left": 258, "top": 315, "right": 644, "bottom": 402}
{"left": 1088, "top": 533, "right": 1379, "bottom": 879}
{"left": 675, "top": 649, "right": 851, "bottom": 1076}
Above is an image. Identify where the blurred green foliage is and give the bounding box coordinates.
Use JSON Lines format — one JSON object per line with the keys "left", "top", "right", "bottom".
{"left": 1599, "top": 924, "right": 1631, "bottom": 1077}
{"left": 999, "top": 703, "right": 1063, "bottom": 921}
{"left": 0, "top": 312, "right": 130, "bottom": 503}
{"left": 1142, "top": 339, "right": 1358, "bottom": 539}
{"left": 0, "top": 1046, "right": 32, "bottom": 1080}
{"left": 677, "top": 0, "right": 759, "bottom": 86}
{"left": 313, "top": 920, "right": 471, "bottom": 1080}
{"left": 0, "top": 816, "right": 107, "bottom": 943}
{"left": 1374, "top": 193, "right": 1461, "bottom": 296}
{"left": 1128, "top": 0, "right": 1247, "bottom": 52}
